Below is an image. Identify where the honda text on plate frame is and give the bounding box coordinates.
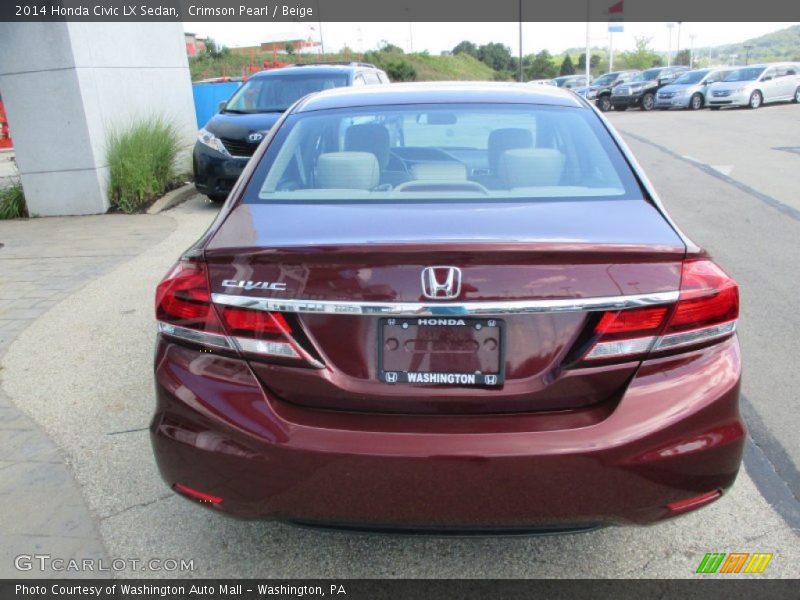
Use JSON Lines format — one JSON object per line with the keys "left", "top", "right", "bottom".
{"left": 151, "top": 83, "right": 744, "bottom": 533}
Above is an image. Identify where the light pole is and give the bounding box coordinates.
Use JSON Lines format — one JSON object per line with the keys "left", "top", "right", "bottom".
{"left": 676, "top": 22, "right": 682, "bottom": 59}
{"left": 666, "top": 22, "right": 674, "bottom": 67}
{"left": 689, "top": 34, "right": 696, "bottom": 68}
{"left": 405, "top": 8, "right": 413, "bottom": 53}
{"left": 744, "top": 44, "right": 753, "bottom": 65}
{"left": 315, "top": 0, "right": 325, "bottom": 57}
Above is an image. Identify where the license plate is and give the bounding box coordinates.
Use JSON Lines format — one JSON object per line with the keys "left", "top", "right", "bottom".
{"left": 378, "top": 317, "right": 505, "bottom": 386}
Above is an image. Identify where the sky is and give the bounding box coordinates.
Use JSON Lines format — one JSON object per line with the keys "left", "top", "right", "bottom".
{"left": 185, "top": 22, "right": 798, "bottom": 56}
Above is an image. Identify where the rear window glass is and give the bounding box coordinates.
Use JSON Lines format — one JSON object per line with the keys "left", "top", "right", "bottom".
{"left": 243, "top": 104, "right": 642, "bottom": 203}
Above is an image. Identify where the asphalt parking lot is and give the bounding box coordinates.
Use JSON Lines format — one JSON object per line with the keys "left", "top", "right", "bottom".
{"left": 1, "top": 103, "right": 799, "bottom": 579}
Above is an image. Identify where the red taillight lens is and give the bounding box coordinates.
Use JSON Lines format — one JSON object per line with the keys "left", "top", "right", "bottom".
{"left": 155, "top": 261, "right": 223, "bottom": 332}
{"left": 594, "top": 306, "right": 669, "bottom": 338}
{"left": 220, "top": 307, "right": 292, "bottom": 337}
{"left": 173, "top": 482, "right": 223, "bottom": 505}
{"left": 583, "top": 259, "right": 738, "bottom": 362}
{"left": 665, "top": 260, "right": 739, "bottom": 333}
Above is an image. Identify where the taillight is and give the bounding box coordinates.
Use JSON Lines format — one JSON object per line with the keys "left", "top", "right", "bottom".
{"left": 583, "top": 259, "right": 738, "bottom": 362}
{"left": 155, "top": 261, "right": 319, "bottom": 366}
{"left": 155, "top": 262, "right": 223, "bottom": 333}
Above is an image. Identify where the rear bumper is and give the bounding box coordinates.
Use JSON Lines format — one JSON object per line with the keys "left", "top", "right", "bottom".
{"left": 151, "top": 336, "right": 745, "bottom": 530}
{"left": 192, "top": 142, "right": 249, "bottom": 198}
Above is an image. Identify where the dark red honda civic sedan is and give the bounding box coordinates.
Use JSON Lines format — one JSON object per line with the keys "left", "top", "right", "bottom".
{"left": 151, "top": 83, "right": 744, "bottom": 533}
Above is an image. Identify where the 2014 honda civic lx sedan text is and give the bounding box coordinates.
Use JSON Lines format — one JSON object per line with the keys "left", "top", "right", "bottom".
{"left": 151, "top": 83, "right": 744, "bottom": 534}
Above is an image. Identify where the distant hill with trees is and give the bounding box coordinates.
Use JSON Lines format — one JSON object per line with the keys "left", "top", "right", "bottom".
{"left": 189, "top": 25, "right": 799, "bottom": 83}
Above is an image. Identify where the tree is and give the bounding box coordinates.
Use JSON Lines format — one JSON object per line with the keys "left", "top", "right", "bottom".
{"left": 559, "top": 54, "right": 576, "bottom": 76}
{"left": 383, "top": 58, "right": 416, "bottom": 81}
{"left": 621, "top": 36, "right": 660, "bottom": 70}
{"left": 577, "top": 53, "right": 601, "bottom": 73}
{"left": 477, "top": 42, "right": 514, "bottom": 71}
{"left": 526, "top": 50, "right": 558, "bottom": 80}
{"left": 379, "top": 41, "right": 405, "bottom": 54}
{"left": 203, "top": 37, "right": 229, "bottom": 59}
{"left": 673, "top": 49, "right": 691, "bottom": 66}
{"left": 452, "top": 41, "right": 479, "bottom": 58}
{"left": 284, "top": 42, "right": 296, "bottom": 56}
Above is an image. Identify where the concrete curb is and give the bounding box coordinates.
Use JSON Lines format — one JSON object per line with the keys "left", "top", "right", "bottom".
{"left": 147, "top": 183, "right": 197, "bottom": 215}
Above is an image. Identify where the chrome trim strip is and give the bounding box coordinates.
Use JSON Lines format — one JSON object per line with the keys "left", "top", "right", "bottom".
{"left": 211, "top": 290, "right": 679, "bottom": 317}
{"left": 653, "top": 320, "right": 737, "bottom": 351}
{"left": 157, "top": 322, "right": 234, "bottom": 349}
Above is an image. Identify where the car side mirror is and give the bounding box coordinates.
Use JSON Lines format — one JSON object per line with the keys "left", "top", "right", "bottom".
{"left": 218, "top": 101, "right": 227, "bottom": 111}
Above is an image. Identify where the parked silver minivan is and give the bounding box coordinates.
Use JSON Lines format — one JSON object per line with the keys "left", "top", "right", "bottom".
{"left": 656, "top": 68, "right": 735, "bottom": 110}
{"left": 707, "top": 63, "right": 800, "bottom": 109}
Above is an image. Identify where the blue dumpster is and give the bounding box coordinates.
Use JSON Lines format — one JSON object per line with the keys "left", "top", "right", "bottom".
{"left": 192, "top": 81, "right": 242, "bottom": 128}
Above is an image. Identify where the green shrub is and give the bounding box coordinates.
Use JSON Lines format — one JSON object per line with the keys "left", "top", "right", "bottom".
{"left": 106, "top": 116, "right": 181, "bottom": 213}
{"left": 0, "top": 178, "right": 27, "bottom": 219}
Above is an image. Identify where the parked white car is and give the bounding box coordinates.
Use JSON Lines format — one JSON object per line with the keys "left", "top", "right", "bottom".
{"left": 707, "top": 63, "right": 800, "bottom": 109}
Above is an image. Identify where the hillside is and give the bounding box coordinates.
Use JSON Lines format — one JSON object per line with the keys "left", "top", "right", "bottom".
{"left": 189, "top": 50, "right": 495, "bottom": 82}
{"left": 702, "top": 24, "right": 800, "bottom": 63}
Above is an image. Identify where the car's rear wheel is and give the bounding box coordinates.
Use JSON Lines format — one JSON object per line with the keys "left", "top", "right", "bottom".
{"left": 748, "top": 90, "right": 762, "bottom": 109}
{"left": 597, "top": 95, "right": 612, "bottom": 112}
{"left": 641, "top": 93, "right": 655, "bottom": 111}
{"left": 690, "top": 93, "right": 704, "bottom": 110}
{"left": 208, "top": 194, "right": 227, "bottom": 203}
{"left": 793, "top": 87, "right": 800, "bottom": 103}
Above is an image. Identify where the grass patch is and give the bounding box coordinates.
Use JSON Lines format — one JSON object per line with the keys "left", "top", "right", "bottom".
{"left": 0, "top": 179, "right": 27, "bottom": 219}
{"left": 106, "top": 116, "right": 181, "bottom": 214}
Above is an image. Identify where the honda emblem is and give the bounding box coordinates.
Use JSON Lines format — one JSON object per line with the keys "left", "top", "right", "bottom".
{"left": 420, "top": 266, "right": 462, "bottom": 300}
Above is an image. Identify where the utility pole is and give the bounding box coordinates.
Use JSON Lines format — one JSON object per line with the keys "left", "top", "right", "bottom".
{"left": 518, "top": 0, "right": 523, "bottom": 82}
{"left": 585, "top": 0, "right": 591, "bottom": 82}
{"left": 666, "top": 22, "right": 674, "bottom": 67}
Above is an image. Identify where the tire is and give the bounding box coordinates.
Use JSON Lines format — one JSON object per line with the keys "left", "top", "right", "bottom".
{"left": 748, "top": 90, "right": 762, "bottom": 109}
{"left": 709, "top": 106, "right": 721, "bottom": 110}
{"left": 613, "top": 104, "right": 628, "bottom": 111}
{"left": 793, "top": 87, "right": 800, "bottom": 103}
{"left": 689, "top": 93, "right": 704, "bottom": 110}
{"left": 597, "top": 95, "right": 612, "bottom": 112}
{"left": 208, "top": 194, "right": 227, "bottom": 203}
{"left": 641, "top": 93, "right": 655, "bottom": 111}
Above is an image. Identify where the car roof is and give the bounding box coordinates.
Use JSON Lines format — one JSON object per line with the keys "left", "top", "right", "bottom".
{"left": 293, "top": 81, "right": 586, "bottom": 113}
{"left": 250, "top": 64, "right": 377, "bottom": 79}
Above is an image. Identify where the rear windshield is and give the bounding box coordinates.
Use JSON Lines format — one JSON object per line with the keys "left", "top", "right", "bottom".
{"left": 243, "top": 104, "right": 642, "bottom": 203}
{"left": 722, "top": 67, "right": 765, "bottom": 82}
{"left": 224, "top": 73, "right": 350, "bottom": 113}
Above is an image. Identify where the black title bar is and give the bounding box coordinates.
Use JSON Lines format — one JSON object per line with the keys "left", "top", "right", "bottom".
{"left": 2, "top": 0, "right": 800, "bottom": 22}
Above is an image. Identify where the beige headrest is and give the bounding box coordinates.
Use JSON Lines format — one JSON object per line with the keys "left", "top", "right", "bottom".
{"left": 316, "top": 152, "right": 380, "bottom": 190}
{"left": 498, "top": 148, "right": 565, "bottom": 188}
